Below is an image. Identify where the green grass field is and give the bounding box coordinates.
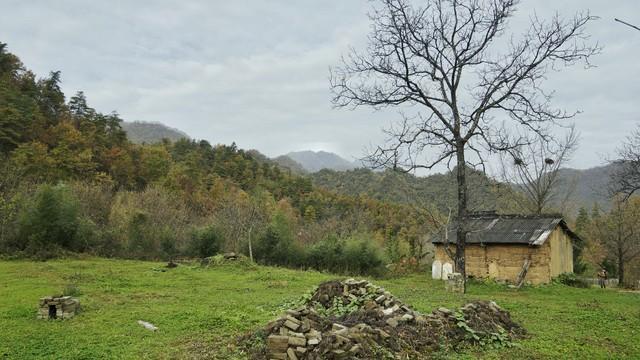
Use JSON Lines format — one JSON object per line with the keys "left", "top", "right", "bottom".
{"left": 0, "top": 258, "right": 638, "bottom": 359}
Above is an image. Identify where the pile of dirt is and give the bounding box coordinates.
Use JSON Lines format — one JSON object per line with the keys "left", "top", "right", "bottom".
{"left": 240, "top": 279, "right": 525, "bottom": 359}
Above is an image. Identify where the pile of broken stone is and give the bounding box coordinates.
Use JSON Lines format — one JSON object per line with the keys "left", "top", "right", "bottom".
{"left": 248, "top": 279, "right": 524, "bottom": 360}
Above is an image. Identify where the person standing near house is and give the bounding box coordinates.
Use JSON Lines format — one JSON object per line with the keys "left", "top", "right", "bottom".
{"left": 597, "top": 268, "right": 608, "bottom": 288}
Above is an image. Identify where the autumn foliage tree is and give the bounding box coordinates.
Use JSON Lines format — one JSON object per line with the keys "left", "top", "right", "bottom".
{"left": 587, "top": 197, "right": 640, "bottom": 286}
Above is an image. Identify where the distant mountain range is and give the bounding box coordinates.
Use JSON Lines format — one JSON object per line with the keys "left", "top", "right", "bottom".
{"left": 272, "top": 155, "right": 308, "bottom": 174}
{"left": 310, "top": 167, "right": 519, "bottom": 214}
{"left": 121, "top": 121, "right": 190, "bottom": 144}
{"left": 310, "top": 164, "right": 617, "bottom": 216}
{"left": 553, "top": 164, "right": 618, "bottom": 212}
{"left": 282, "top": 151, "right": 360, "bottom": 173}
{"left": 122, "top": 121, "right": 616, "bottom": 215}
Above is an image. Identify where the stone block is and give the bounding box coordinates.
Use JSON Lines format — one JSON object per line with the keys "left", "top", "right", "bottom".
{"left": 385, "top": 317, "right": 399, "bottom": 327}
{"left": 283, "top": 320, "right": 300, "bottom": 331}
{"left": 285, "top": 315, "right": 300, "bottom": 324}
{"left": 267, "top": 335, "right": 289, "bottom": 353}
{"left": 288, "top": 336, "right": 306, "bottom": 347}
{"left": 331, "top": 349, "right": 349, "bottom": 359}
{"left": 305, "top": 329, "right": 321, "bottom": 339}
{"left": 286, "top": 347, "right": 298, "bottom": 360}
{"left": 382, "top": 307, "right": 394, "bottom": 316}
{"left": 437, "top": 307, "right": 452, "bottom": 315}
{"left": 400, "top": 314, "right": 414, "bottom": 322}
{"left": 331, "top": 323, "right": 347, "bottom": 332}
{"left": 288, "top": 331, "right": 304, "bottom": 338}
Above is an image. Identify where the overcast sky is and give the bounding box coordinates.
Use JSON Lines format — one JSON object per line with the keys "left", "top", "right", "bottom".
{"left": 1, "top": 0, "right": 639, "bottom": 171}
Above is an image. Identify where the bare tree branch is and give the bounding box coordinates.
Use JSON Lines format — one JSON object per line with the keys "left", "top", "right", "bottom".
{"left": 610, "top": 124, "right": 640, "bottom": 200}
{"left": 500, "top": 126, "right": 579, "bottom": 214}
{"left": 615, "top": 18, "right": 640, "bottom": 32}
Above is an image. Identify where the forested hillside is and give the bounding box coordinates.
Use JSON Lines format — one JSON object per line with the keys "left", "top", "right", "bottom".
{"left": 554, "top": 164, "right": 617, "bottom": 212}
{"left": 310, "top": 167, "right": 524, "bottom": 214}
{"left": 121, "top": 121, "right": 189, "bottom": 144}
{"left": 311, "top": 164, "right": 618, "bottom": 216}
{"left": 271, "top": 154, "right": 308, "bottom": 175}
{"left": 0, "top": 43, "right": 436, "bottom": 273}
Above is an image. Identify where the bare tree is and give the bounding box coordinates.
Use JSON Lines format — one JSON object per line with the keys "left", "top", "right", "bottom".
{"left": 397, "top": 179, "right": 449, "bottom": 261}
{"left": 215, "top": 191, "right": 267, "bottom": 259}
{"left": 611, "top": 125, "right": 640, "bottom": 200}
{"left": 500, "top": 127, "right": 579, "bottom": 214}
{"left": 331, "top": 0, "right": 599, "bottom": 291}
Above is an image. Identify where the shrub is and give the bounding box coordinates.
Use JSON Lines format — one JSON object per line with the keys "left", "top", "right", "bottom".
{"left": 68, "top": 181, "right": 114, "bottom": 227}
{"left": 189, "top": 226, "right": 223, "bottom": 258}
{"left": 95, "top": 229, "right": 122, "bottom": 257}
{"left": 254, "top": 226, "right": 295, "bottom": 266}
{"left": 108, "top": 186, "right": 196, "bottom": 258}
{"left": 306, "top": 235, "right": 344, "bottom": 272}
{"left": 0, "top": 190, "right": 27, "bottom": 252}
{"left": 160, "top": 229, "right": 179, "bottom": 261}
{"left": 126, "top": 210, "right": 155, "bottom": 258}
{"left": 16, "top": 183, "right": 84, "bottom": 256}
{"left": 554, "top": 272, "right": 589, "bottom": 288}
{"left": 342, "top": 236, "right": 386, "bottom": 276}
{"left": 304, "top": 234, "right": 386, "bottom": 276}
{"left": 254, "top": 211, "right": 301, "bottom": 266}
{"left": 75, "top": 217, "right": 100, "bottom": 252}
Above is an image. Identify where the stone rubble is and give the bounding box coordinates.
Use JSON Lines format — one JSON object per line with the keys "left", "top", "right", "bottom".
{"left": 244, "top": 279, "right": 524, "bottom": 359}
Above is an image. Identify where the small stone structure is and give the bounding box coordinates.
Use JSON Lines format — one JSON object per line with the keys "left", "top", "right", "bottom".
{"left": 446, "top": 272, "right": 464, "bottom": 293}
{"left": 38, "top": 296, "right": 80, "bottom": 320}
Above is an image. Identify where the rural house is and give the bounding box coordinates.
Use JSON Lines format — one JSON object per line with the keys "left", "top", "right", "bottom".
{"left": 431, "top": 213, "right": 580, "bottom": 285}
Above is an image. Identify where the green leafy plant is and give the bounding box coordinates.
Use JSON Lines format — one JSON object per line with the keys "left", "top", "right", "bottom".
{"left": 63, "top": 283, "right": 81, "bottom": 297}
{"left": 554, "top": 272, "right": 590, "bottom": 288}
{"left": 454, "top": 311, "right": 517, "bottom": 349}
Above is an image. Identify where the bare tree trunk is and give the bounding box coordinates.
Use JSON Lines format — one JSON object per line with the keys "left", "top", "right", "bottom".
{"left": 618, "top": 245, "right": 624, "bottom": 286}
{"left": 455, "top": 145, "right": 467, "bottom": 292}
{"left": 616, "top": 214, "right": 625, "bottom": 286}
{"left": 248, "top": 227, "right": 254, "bottom": 263}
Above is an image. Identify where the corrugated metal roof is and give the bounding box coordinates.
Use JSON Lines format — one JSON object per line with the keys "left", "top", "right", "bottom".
{"left": 432, "top": 214, "right": 579, "bottom": 246}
